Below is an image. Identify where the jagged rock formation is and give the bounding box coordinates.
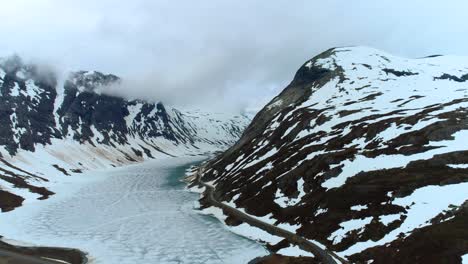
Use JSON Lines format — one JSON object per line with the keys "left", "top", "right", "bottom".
{"left": 200, "top": 47, "right": 468, "bottom": 263}
{"left": 0, "top": 56, "right": 249, "bottom": 211}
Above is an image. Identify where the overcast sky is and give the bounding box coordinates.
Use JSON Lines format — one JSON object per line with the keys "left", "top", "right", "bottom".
{"left": 1, "top": 0, "right": 468, "bottom": 112}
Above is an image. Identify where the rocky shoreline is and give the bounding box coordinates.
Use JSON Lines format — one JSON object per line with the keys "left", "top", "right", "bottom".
{"left": 0, "top": 239, "right": 88, "bottom": 264}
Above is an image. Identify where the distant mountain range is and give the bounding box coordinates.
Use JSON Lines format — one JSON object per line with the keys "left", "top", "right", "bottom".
{"left": 199, "top": 47, "right": 468, "bottom": 263}
{"left": 0, "top": 55, "right": 249, "bottom": 212}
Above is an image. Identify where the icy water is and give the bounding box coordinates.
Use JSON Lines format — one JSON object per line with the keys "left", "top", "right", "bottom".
{"left": 0, "top": 157, "right": 268, "bottom": 263}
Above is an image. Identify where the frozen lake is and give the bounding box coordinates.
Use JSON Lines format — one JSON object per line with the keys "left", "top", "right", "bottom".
{"left": 0, "top": 157, "right": 268, "bottom": 263}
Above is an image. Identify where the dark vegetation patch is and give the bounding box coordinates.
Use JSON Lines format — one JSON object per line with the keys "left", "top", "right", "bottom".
{"left": 359, "top": 92, "right": 383, "bottom": 102}
{"left": 397, "top": 95, "right": 425, "bottom": 107}
{"left": 0, "top": 159, "right": 42, "bottom": 178}
{"left": 52, "top": 164, "right": 70, "bottom": 176}
{"left": 379, "top": 56, "right": 391, "bottom": 63}
{"left": 423, "top": 54, "right": 443, "bottom": 58}
{"left": 382, "top": 68, "right": 419, "bottom": 77}
{"left": 0, "top": 174, "right": 53, "bottom": 200}
{"left": 390, "top": 98, "right": 404, "bottom": 103}
{"left": 249, "top": 254, "right": 319, "bottom": 264}
{"left": 131, "top": 147, "right": 143, "bottom": 157}
{"left": 337, "top": 109, "right": 363, "bottom": 117}
{"left": 434, "top": 73, "right": 468, "bottom": 82}
{"left": 119, "top": 150, "right": 138, "bottom": 162}
{"left": 355, "top": 84, "right": 371, "bottom": 91}
{"left": 0, "top": 166, "right": 54, "bottom": 201}
{"left": 0, "top": 190, "right": 24, "bottom": 212}
{"left": 139, "top": 144, "right": 154, "bottom": 158}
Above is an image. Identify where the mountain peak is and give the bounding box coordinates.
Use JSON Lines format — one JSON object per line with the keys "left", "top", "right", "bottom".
{"left": 199, "top": 47, "right": 468, "bottom": 263}
{"left": 0, "top": 54, "right": 24, "bottom": 74}
{"left": 67, "top": 70, "right": 120, "bottom": 93}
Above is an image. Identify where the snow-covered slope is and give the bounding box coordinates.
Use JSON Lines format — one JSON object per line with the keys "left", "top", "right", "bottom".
{"left": 199, "top": 47, "right": 468, "bottom": 263}
{"left": 0, "top": 55, "right": 249, "bottom": 212}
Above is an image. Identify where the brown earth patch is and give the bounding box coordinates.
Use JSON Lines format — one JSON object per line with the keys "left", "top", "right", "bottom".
{"left": 249, "top": 254, "right": 320, "bottom": 264}
{"left": 0, "top": 240, "right": 87, "bottom": 264}
{"left": 0, "top": 190, "right": 24, "bottom": 212}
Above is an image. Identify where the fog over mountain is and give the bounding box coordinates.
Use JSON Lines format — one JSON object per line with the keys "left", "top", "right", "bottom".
{"left": 2, "top": 0, "right": 468, "bottom": 111}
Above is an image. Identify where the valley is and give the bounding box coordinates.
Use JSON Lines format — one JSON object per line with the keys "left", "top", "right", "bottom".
{"left": 1, "top": 47, "right": 467, "bottom": 263}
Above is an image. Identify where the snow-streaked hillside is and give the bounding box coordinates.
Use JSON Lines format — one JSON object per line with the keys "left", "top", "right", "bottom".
{"left": 198, "top": 47, "right": 468, "bottom": 263}
{"left": 0, "top": 55, "right": 249, "bottom": 212}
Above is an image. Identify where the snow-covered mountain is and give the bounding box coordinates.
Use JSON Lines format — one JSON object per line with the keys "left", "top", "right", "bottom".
{"left": 199, "top": 47, "right": 468, "bottom": 263}
{"left": 0, "top": 55, "right": 249, "bottom": 212}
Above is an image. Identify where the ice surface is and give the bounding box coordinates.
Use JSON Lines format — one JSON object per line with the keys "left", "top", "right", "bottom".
{"left": 0, "top": 157, "right": 267, "bottom": 263}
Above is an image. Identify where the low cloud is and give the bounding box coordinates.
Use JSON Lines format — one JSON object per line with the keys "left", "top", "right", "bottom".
{"left": 2, "top": 0, "right": 468, "bottom": 111}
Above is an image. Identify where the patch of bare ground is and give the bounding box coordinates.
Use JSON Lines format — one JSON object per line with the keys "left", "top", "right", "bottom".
{"left": 0, "top": 240, "right": 87, "bottom": 264}
{"left": 249, "top": 254, "right": 319, "bottom": 264}
{"left": 0, "top": 190, "right": 24, "bottom": 212}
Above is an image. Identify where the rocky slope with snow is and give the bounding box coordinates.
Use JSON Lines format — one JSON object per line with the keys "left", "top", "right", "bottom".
{"left": 199, "top": 47, "right": 468, "bottom": 263}
{"left": 0, "top": 55, "right": 249, "bottom": 212}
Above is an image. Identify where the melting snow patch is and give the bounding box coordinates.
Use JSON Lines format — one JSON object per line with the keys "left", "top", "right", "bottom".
{"left": 230, "top": 223, "right": 283, "bottom": 244}
{"left": 314, "top": 208, "right": 328, "bottom": 216}
{"left": 448, "top": 164, "right": 468, "bottom": 169}
{"left": 379, "top": 214, "right": 401, "bottom": 225}
{"left": 350, "top": 204, "right": 368, "bottom": 211}
{"left": 282, "top": 122, "right": 299, "bottom": 139}
{"left": 274, "top": 178, "right": 306, "bottom": 208}
{"left": 10, "top": 82, "right": 20, "bottom": 96}
{"left": 277, "top": 245, "right": 315, "bottom": 257}
{"left": 462, "top": 253, "right": 468, "bottom": 264}
{"left": 329, "top": 217, "right": 373, "bottom": 245}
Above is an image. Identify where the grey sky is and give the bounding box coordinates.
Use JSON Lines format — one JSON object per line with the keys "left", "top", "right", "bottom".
{"left": 1, "top": 0, "right": 468, "bottom": 111}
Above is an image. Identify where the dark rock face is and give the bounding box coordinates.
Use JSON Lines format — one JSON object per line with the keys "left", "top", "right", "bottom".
{"left": 435, "top": 73, "right": 468, "bottom": 83}
{"left": 0, "top": 58, "right": 247, "bottom": 157}
{"left": 201, "top": 47, "right": 468, "bottom": 262}
{"left": 58, "top": 76, "right": 131, "bottom": 145}
{"left": 0, "top": 56, "right": 59, "bottom": 154}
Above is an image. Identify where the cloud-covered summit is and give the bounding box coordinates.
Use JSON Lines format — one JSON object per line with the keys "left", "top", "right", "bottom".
{"left": 2, "top": 0, "right": 468, "bottom": 111}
